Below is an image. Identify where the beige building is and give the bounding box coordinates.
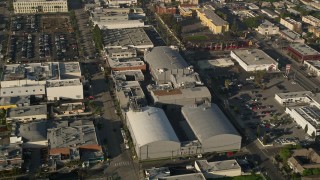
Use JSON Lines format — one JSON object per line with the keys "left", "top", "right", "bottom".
{"left": 160, "top": 0, "right": 199, "bottom": 5}
{"left": 280, "top": 17, "right": 302, "bottom": 32}
{"left": 308, "top": 26, "right": 320, "bottom": 38}
{"left": 196, "top": 5, "right": 229, "bottom": 34}
{"left": 256, "top": 20, "right": 279, "bottom": 35}
{"left": 288, "top": 148, "right": 320, "bottom": 174}
{"left": 302, "top": 15, "right": 320, "bottom": 27}
{"left": 13, "top": 0, "right": 68, "bottom": 14}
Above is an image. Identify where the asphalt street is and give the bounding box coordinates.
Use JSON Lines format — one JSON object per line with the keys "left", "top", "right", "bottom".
{"left": 85, "top": 63, "right": 140, "bottom": 179}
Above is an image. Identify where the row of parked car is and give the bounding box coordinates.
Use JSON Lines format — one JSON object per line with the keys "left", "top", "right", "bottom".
{"left": 55, "top": 34, "right": 67, "bottom": 60}
{"left": 21, "top": 34, "right": 33, "bottom": 59}
{"left": 8, "top": 36, "right": 17, "bottom": 62}
{"left": 12, "top": 15, "right": 38, "bottom": 32}
{"left": 39, "top": 34, "right": 50, "bottom": 58}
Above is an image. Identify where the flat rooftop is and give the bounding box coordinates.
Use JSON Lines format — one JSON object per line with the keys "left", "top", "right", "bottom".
{"left": 195, "top": 159, "right": 241, "bottom": 172}
{"left": 47, "top": 120, "right": 98, "bottom": 149}
{"left": 199, "top": 7, "right": 228, "bottom": 26}
{"left": 306, "top": 60, "right": 320, "bottom": 70}
{"left": 108, "top": 57, "right": 144, "bottom": 69}
{"left": 144, "top": 46, "right": 189, "bottom": 70}
{"left": 303, "top": 15, "right": 320, "bottom": 24}
{"left": 106, "top": 48, "right": 136, "bottom": 54}
{"left": 112, "top": 70, "right": 144, "bottom": 81}
{"left": 282, "top": 17, "right": 301, "bottom": 25}
{"left": 46, "top": 79, "right": 82, "bottom": 87}
{"left": 7, "top": 105, "right": 47, "bottom": 118}
{"left": 18, "top": 121, "right": 47, "bottom": 142}
{"left": 289, "top": 44, "right": 320, "bottom": 56}
{"left": 2, "top": 62, "right": 81, "bottom": 81}
{"left": 276, "top": 91, "right": 313, "bottom": 99}
{"left": 280, "top": 29, "right": 303, "bottom": 40}
{"left": 292, "top": 105, "right": 320, "bottom": 128}
{"left": 232, "top": 49, "right": 277, "bottom": 65}
{"left": 103, "top": 28, "right": 153, "bottom": 48}
{"left": 0, "top": 96, "right": 30, "bottom": 106}
{"left": 151, "top": 86, "right": 211, "bottom": 101}
{"left": 198, "top": 58, "right": 234, "bottom": 69}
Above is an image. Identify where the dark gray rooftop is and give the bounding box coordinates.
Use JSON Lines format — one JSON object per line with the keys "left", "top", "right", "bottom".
{"left": 144, "top": 46, "right": 189, "bottom": 70}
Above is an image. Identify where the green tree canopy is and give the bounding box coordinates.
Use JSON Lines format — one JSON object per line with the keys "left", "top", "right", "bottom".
{"left": 92, "top": 24, "right": 103, "bottom": 51}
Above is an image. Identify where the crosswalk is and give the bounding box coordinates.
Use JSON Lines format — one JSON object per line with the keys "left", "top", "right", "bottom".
{"left": 112, "top": 161, "right": 131, "bottom": 167}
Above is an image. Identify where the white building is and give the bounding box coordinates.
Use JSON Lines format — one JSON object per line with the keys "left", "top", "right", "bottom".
{"left": 280, "top": 17, "right": 302, "bottom": 32}
{"left": 256, "top": 20, "right": 279, "bottom": 35}
{"left": 304, "top": 60, "right": 320, "bottom": 77}
{"left": 13, "top": 0, "right": 68, "bottom": 14}
{"left": 302, "top": 15, "right": 320, "bottom": 27}
{"left": 1, "top": 62, "right": 84, "bottom": 101}
{"left": 275, "top": 91, "right": 320, "bottom": 136}
{"left": 126, "top": 106, "right": 181, "bottom": 160}
{"left": 46, "top": 79, "right": 84, "bottom": 101}
{"left": 230, "top": 49, "right": 279, "bottom": 72}
{"left": 195, "top": 159, "right": 241, "bottom": 179}
{"left": 275, "top": 91, "right": 314, "bottom": 106}
{"left": 286, "top": 105, "right": 320, "bottom": 136}
{"left": 90, "top": 8, "right": 145, "bottom": 29}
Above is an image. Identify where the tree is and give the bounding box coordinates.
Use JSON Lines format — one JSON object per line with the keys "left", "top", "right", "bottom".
{"left": 302, "top": 169, "right": 314, "bottom": 176}
{"left": 243, "top": 16, "right": 262, "bottom": 29}
{"left": 279, "top": 148, "right": 292, "bottom": 162}
{"left": 305, "top": 124, "right": 308, "bottom": 134}
{"left": 92, "top": 24, "right": 103, "bottom": 51}
{"left": 263, "top": 132, "right": 268, "bottom": 145}
{"left": 257, "top": 125, "right": 261, "bottom": 138}
{"left": 224, "top": 79, "right": 231, "bottom": 89}
{"left": 231, "top": 19, "right": 238, "bottom": 33}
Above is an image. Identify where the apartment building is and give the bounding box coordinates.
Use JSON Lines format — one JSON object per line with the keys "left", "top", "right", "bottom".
{"left": 280, "top": 17, "right": 302, "bottom": 32}
{"left": 302, "top": 15, "right": 320, "bottom": 26}
{"left": 13, "top": 0, "right": 68, "bottom": 14}
{"left": 196, "top": 5, "right": 229, "bottom": 34}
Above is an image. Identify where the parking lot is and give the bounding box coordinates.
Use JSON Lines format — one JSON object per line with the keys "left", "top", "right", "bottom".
{"left": 202, "top": 63, "right": 311, "bottom": 146}
{"left": 7, "top": 15, "right": 79, "bottom": 63}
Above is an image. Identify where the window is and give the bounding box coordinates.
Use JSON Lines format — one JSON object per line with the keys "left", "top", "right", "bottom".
{"left": 26, "top": 90, "right": 28, "bottom": 92}
{"left": 40, "top": 89, "right": 43, "bottom": 91}
{"left": 3, "top": 92, "right": 5, "bottom": 94}
{"left": 11, "top": 91, "right": 13, "bottom": 94}
{"left": 33, "top": 90, "right": 35, "bottom": 92}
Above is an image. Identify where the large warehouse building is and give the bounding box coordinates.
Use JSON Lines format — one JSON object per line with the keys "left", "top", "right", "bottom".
{"left": 126, "top": 106, "right": 181, "bottom": 160}
{"left": 231, "top": 49, "right": 279, "bottom": 72}
{"left": 144, "top": 46, "right": 201, "bottom": 86}
{"left": 181, "top": 104, "right": 242, "bottom": 153}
